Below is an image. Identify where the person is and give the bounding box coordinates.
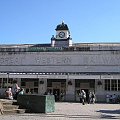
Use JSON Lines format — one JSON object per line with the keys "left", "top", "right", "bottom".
{"left": 12, "top": 80, "right": 20, "bottom": 100}
{"left": 5, "top": 87, "right": 13, "bottom": 100}
{"left": 60, "top": 91, "right": 64, "bottom": 101}
{"left": 47, "top": 91, "right": 51, "bottom": 95}
{"left": 106, "top": 94, "right": 110, "bottom": 103}
{"left": 44, "top": 91, "right": 47, "bottom": 95}
{"left": 109, "top": 95, "right": 113, "bottom": 103}
{"left": 80, "top": 90, "right": 86, "bottom": 105}
{"left": 54, "top": 91, "right": 59, "bottom": 101}
{"left": 88, "top": 91, "right": 92, "bottom": 104}
{"left": 112, "top": 94, "right": 117, "bottom": 103}
{"left": 91, "top": 92, "right": 96, "bottom": 104}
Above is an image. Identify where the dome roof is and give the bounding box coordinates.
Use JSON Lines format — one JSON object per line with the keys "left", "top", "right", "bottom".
{"left": 55, "top": 21, "right": 69, "bottom": 31}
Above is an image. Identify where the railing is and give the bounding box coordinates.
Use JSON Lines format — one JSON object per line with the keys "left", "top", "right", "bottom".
{"left": 0, "top": 43, "right": 120, "bottom": 52}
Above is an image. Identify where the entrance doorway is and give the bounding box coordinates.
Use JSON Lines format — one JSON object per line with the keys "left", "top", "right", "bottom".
{"left": 75, "top": 79, "right": 95, "bottom": 102}
{"left": 47, "top": 79, "right": 66, "bottom": 101}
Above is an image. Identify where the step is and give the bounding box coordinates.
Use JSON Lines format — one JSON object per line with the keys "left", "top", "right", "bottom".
{"left": 3, "top": 109, "right": 26, "bottom": 115}
{"left": 0, "top": 99, "right": 17, "bottom": 102}
{"left": 0, "top": 99, "right": 27, "bottom": 115}
{"left": 3, "top": 104, "right": 19, "bottom": 110}
{"left": 0, "top": 99, "right": 17, "bottom": 105}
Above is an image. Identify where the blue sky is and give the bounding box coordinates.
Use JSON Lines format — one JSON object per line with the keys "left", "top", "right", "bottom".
{"left": 0, "top": 0, "right": 120, "bottom": 44}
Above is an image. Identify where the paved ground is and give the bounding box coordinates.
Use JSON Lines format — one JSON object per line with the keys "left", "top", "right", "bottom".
{"left": 0, "top": 102, "right": 120, "bottom": 120}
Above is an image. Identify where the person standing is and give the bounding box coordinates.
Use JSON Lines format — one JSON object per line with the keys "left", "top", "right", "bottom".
{"left": 80, "top": 90, "right": 86, "bottom": 105}
{"left": 112, "top": 94, "right": 117, "bottom": 103}
{"left": 5, "top": 87, "right": 13, "bottom": 100}
{"left": 88, "top": 91, "right": 92, "bottom": 104}
{"left": 60, "top": 91, "right": 64, "bottom": 101}
{"left": 12, "top": 80, "right": 20, "bottom": 100}
{"left": 91, "top": 92, "right": 96, "bottom": 104}
{"left": 54, "top": 91, "right": 58, "bottom": 101}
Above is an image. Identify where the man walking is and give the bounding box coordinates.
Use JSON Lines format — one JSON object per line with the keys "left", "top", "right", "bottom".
{"left": 80, "top": 90, "right": 86, "bottom": 105}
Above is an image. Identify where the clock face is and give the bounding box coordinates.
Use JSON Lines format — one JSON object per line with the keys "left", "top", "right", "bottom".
{"left": 59, "top": 32, "right": 65, "bottom": 38}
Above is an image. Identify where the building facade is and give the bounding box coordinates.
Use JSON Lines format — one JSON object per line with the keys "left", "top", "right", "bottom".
{"left": 0, "top": 22, "right": 120, "bottom": 102}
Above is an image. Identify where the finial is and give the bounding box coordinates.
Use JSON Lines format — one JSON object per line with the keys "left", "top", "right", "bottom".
{"left": 62, "top": 21, "right": 64, "bottom": 24}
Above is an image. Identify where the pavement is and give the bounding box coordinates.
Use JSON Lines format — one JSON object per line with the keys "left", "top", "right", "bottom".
{"left": 0, "top": 102, "right": 120, "bottom": 120}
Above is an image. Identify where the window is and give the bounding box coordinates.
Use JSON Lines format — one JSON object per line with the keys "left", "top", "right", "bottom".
{"left": 75, "top": 79, "right": 80, "bottom": 87}
{"left": 34, "top": 88, "right": 38, "bottom": 93}
{"left": 90, "top": 80, "right": 95, "bottom": 88}
{"left": 118, "top": 79, "right": 120, "bottom": 91}
{"left": 2, "top": 78, "right": 7, "bottom": 88}
{"left": 21, "top": 81, "right": 26, "bottom": 86}
{"left": 8, "top": 78, "right": 13, "bottom": 84}
{"left": 78, "top": 47, "right": 90, "bottom": 51}
{"left": 47, "top": 81, "right": 52, "bottom": 87}
{"left": 111, "top": 79, "right": 117, "bottom": 91}
{"left": 105, "top": 79, "right": 120, "bottom": 91}
{"left": 105, "top": 79, "right": 110, "bottom": 91}
{"left": 61, "top": 82, "right": 66, "bottom": 87}
{"left": 34, "top": 81, "right": 38, "bottom": 87}
{"left": 8, "top": 78, "right": 14, "bottom": 88}
{"left": 0, "top": 78, "right": 2, "bottom": 88}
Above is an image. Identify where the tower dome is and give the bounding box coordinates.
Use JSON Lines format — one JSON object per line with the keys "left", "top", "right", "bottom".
{"left": 55, "top": 21, "right": 69, "bottom": 31}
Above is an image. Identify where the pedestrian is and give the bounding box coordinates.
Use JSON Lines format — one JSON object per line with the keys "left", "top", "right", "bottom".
{"left": 54, "top": 91, "right": 58, "bottom": 101}
{"left": 112, "top": 94, "right": 117, "bottom": 103}
{"left": 44, "top": 91, "right": 47, "bottom": 95}
{"left": 80, "top": 90, "right": 86, "bottom": 105}
{"left": 12, "top": 80, "right": 20, "bottom": 100}
{"left": 5, "top": 87, "right": 13, "bottom": 100}
{"left": 88, "top": 91, "right": 92, "bottom": 104}
{"left": 106, "top": 94, "right": 110, "bottom": 103}
{"left": 60, "top": 91, "right": 64, "bottom": 101}
{"left": 109, "top": 95, "right": 113, "bottom": 103}
{"left": 91, "top": 92, "right": 96, "bottom": 104}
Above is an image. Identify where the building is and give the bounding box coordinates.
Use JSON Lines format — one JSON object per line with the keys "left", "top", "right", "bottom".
{"left": 0, "top": 22, "right": 120, "bottom": 102}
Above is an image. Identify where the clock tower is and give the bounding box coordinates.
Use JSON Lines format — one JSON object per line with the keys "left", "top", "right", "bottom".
{"left": 51, "top": 21, "right": 72, "bottom": 47}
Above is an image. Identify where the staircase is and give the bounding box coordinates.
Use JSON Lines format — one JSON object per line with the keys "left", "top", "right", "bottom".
{"left": 0, "top": 99, "right": 26, "bottom": 115}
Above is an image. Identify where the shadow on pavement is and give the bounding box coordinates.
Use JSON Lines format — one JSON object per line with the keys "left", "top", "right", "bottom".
{"left": 97, "top": 109, "right": 120, "bottom": 114}
{"left": 97, "top": 109, "right": 120, "bottom": 119}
